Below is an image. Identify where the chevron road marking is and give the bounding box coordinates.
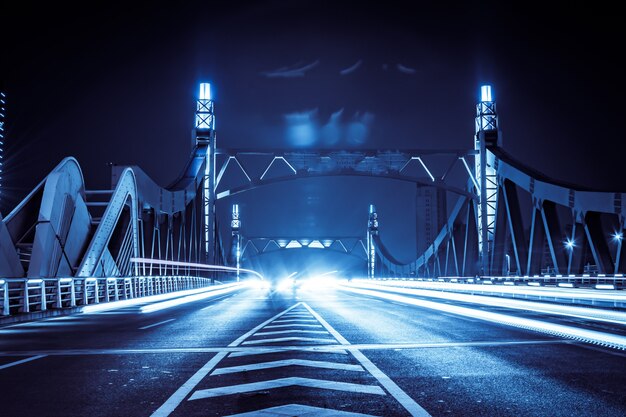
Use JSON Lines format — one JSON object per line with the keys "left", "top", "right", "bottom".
{"left": 151, "top": 303, "right": 302, "bottom": 417}
{"left": 242, "top": 336, "right": 337, "bottom": 345}
{"left": 271, "top": 319, "right": 318, "bottom": 324}
{"left": 228, "top": 347, "right": 349, "bottom": 358}
{"left": 223, "top": 403, "right": 378, "bottom": 417}
{"left": 211, "top": 359, "right": 364, "bottom": 375}
{"left": 264, "top": 323, "right": 323, "bottom": 329}
{"left": 254, "top": 329, "right": 329, "bottom": 336}
{"left": 189, "top": 377, "right": 385, "bottom": 400}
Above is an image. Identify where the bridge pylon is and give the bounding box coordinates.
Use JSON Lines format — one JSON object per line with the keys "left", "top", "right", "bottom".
{"left": 193, "top": 83, "right": 217, "bottom": 265}
{"left": 367, "top": 204, "right": 378, "bottom": 278}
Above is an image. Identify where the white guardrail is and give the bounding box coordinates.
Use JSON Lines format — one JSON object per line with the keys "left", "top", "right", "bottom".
{"left": 0, "top": 276, "right": 213, "bottom": 317}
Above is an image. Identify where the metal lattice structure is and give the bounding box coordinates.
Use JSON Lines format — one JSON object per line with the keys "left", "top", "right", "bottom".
{"left": 2, "top": 81, "right": 626, "bottom": 316}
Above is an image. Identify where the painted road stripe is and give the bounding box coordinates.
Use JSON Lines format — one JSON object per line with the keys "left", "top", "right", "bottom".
{"left": 264, "top": 323, "right": 323, "bottom": 329}
{"left": 211, "top": 359, "right": 364, "bottom": 375}
{"left": 303, "top": 303, "right": 432, "bottom": 417}
{"left": 189, "top": 377, "right": 385, "bottom": 400}
{"left": 0, "top": 339, "right": 573, "bottom": 357}
{"left": 271, "top": 319, "right": 318, "bottom": 324}
{"left": 139, "top": 319, "right": 176, "bottom": 330}
{"left": 151, "top": 303, "right": 304, "bottom": 417}
{"left": 254, "top": 329, "right": 329, "bottom": 336}
{"left": 151, "top": 303, "right": 305, "bottom": 415}
{"left": 242, "top": 336, "right": 337, "bottom": 345}
{"left": 0, "top": 355, "right": 47, "bottom": 370}
{"left": 228, "top": 347, "right": 349, "bottom": 358}
{"left": 224, "top": 403, "right": 378, "bottom": 417}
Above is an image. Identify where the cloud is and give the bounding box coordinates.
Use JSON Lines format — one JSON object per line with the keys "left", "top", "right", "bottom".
{"left": 339, "top": 60, "right": 363, "bottom": 75}
{"left": 261, "top": 60, "right": 320, "bottom": 78}
{"left": 397, "top": 64, "right": 416, "bottom": 74}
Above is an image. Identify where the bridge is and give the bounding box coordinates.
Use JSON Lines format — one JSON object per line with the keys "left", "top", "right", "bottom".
{"left": 1, "top": 84, "right": 625, "bottom": 417}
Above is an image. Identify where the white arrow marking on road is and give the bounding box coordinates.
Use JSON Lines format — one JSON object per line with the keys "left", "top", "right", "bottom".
{"left": 223, "top": 403, "right": 379, "bottom": 417}
{"left": 189, "top": 377, "right": 385, "bottom": 400}
{"left": 242, "top": 337, "right": 336, "bottom": 345}
{"left": 228, "top": 347, "right": 348, "bottom": 358}
{"left": 264, "top": 323, "right": 323, "bottom": 329}
{"left": 211, "top": 359, "right": 364, "bottom": 375}
{"left": 254, "top": 329, "right": 329, "bottom": 336}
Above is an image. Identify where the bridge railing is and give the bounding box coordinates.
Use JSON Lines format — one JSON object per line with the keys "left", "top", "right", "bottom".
{"left": 0, "top": 275, "right": 214, "bottom": 317}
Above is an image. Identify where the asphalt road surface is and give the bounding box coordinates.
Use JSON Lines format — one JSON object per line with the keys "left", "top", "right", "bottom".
{"left": 1, "top": 284, "right": 626, "bottom": 416}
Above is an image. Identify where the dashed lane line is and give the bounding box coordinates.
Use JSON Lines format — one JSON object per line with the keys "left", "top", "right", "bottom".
{"left": 211, "top": 359, "right": 364, "bottom": 375}
{"left": 0, "top": 355, "right": 47, "bottom": 371}
{"left": 188, "top": 377, "right": 385, "bottom": 400}
{"left": 139, "top": 319, "right": 176, "bottom": 330}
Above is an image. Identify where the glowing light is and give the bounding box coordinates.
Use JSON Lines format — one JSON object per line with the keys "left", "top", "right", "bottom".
{"left": 286, "top": 240, "right": 302, "bottom": 249}
{"left": 565, "top": 239, "right": 575, "bottom": 250}
{"left": 130, "top": 258, "right": 265, "bottom": 280}
{"left": 276, "top": 272, "right": 299, "bottom": 292}
{"left": 480, "top": 85, "right": 492, "bottom": 102}
{"left": 82, "top": 283, "right": 239, "bottom": 313}
{"left": 340, "top": 285, "right": 626, "bottom": 349}
{"left": 612, "top": 231, "right": 623, "bottom": 242}
{"left": 199, "top": 83, "right": 211, "bottom": 100}
{"left": 308, "top": 240, "right": 325, "bottom": 249}
{"left": 596, "top": 284, "right": 615, "bottom": 290}
{"left": 140, "top": 283, "right": 242, "bottom": 313}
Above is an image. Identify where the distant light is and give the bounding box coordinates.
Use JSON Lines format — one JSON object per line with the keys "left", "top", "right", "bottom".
{"left": 557, "top": 283, "right": 574, "bottom": 288}
{"left": 480, "top": 85, "right": 492, "bottom": 102}
{"left": 369, "top": 204, "right": 375, "bottom": 214}
{"left": 612, "top": 231, "right": 623, "bottom": 242}
{"left": 565, "top": 239, "right": 575, "bottom": 250}
{"left": 595, "top": 284, "right": 615, "bottom": 290}
{"left": 286, "top": 240, "right": 302, "bottom": 249}
{"left": 199, "top": 83, "right": 211, "bottom": 100}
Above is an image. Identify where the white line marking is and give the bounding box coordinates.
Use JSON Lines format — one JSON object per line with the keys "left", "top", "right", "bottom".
{"left": 254, "top": 329, "right": 329, "bottom": 336}
{"left": 242, "top": 336, "right": 337, "bottom": 345}
{"left": 139, "top": 319, "right": 176, "bottom": 330}
{"left": 264, "top": 323, "right": 323, "bottom": 329}
{"left": 228, "top": 347, "right": 349, "bottom": 358}
{"left": 189, "top": 376, "right": 385, "bottom": 400}
{"left": 224, "top": 404, "right": 378, "bottom": 417}
{"left": 0, "top": 355, "right": 47, "bottom": 370}
{"left": 0, "top": 339, "right": 571, "bottom": 357}
{"left": 151, "top": 302, "right": 304, "bottom": 417}
{"left": 271, "top": 319, "right": 318, "bottom": 323}
{"left": 302, "top": 303, "right": 432, "bottom": 417}
{"left": 211, "top": 359, "right": 364, "bottom": 375}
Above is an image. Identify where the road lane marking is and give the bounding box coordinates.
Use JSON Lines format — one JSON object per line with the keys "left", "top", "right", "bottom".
{"left": 242, "top": 336, "right": 337, "bottom": 345}
{"left": 303, "top": 303, "right": 432, "bottom": 417}
{"left": 264, "top": 323, "right": 323, "bottom": 329}
{"left": 224, "top": 404, "right": 378, "bottom": 417}
{"left": 271, "top": 319, "right": 318, "bottom": 324}
{"left": 211, "top": 359, "right": 364, "bottom": 375}
{"left": 189, "top": 376, "right": 385, "bottom": 400}
{"left": 254, "top": 329, "right": 330, "bottom": 336}
{"left": 0, "top": 355, "right": 47, "bottom": 370}
{"left": 151, "top": 302, "right": 303, "bottom": 417}
{"left": 139, "top": 319, "right": 176, "bottom": 330}
{"left": 228, "top": 347, "right": 349, "bottom": 358}
{"left": 0, "top": 339, "right": 573, "bottom": 357}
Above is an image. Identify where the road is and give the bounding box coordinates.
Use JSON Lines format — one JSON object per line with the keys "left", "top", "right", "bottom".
{"left": 1, "top": 283, "right": 626, "bottom": 416}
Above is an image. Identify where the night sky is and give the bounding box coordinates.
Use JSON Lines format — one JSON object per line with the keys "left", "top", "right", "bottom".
{"left": 1, "top": 1, "right": 624, "bottom": 267}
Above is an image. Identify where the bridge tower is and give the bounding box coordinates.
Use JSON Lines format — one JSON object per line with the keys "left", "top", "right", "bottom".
{"left": 194, "top": 83, "right": 217, "bottom": 264}
{"left": 231, "top": 203, "right": 241, "bottom": 281}
{"left": 367, "top": 204, "right": 378, "bottom": 278}
{"left": 474, "top": 85, "right": 501, "bottom": 276}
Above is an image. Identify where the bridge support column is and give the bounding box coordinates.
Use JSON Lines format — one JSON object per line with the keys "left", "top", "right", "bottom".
{"left": 194, "top": 83, "right": 217, "bottom": 266}
{"left": 231, "top": 204, "right": 241, "bottom": 281}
